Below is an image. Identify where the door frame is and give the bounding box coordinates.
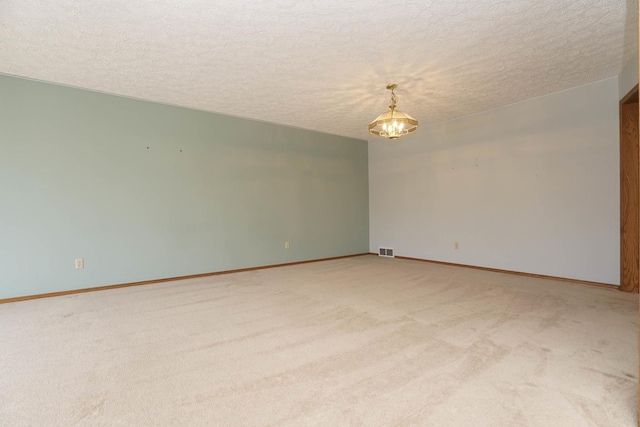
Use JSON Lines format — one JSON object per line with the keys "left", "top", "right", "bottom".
{"left": 619, "top": 84, "right": 639, "bottom": 293}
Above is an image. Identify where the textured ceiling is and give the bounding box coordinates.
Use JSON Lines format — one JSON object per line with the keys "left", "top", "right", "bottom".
{"left": 0, "top": 1, "right": 637, "bottom": 140}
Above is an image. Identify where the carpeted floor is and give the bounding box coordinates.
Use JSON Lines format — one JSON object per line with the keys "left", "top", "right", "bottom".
{"left": 0, "top": 255, "right": 637, "bottom": 426}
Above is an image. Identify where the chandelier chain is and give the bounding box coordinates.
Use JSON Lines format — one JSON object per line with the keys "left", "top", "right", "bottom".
{"left": 389, "top": 88, "right": 397, "bottom": 110}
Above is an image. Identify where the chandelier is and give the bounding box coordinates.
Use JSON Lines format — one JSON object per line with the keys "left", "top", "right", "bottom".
{"left": 368, "top": 84, "right": 418, "bottom": 139}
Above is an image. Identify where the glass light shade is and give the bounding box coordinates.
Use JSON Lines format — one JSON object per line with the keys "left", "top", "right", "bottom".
{"left": 368, "top": 108, "right": 418, "bottom": 139}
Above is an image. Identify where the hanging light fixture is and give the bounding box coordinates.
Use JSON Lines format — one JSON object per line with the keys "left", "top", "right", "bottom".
{"left": 368, "top": 84, "right": 418, "bottom": 139}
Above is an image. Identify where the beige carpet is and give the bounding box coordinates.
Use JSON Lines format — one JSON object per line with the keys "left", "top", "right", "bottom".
{"left": 0, "top": 256, "right": 637, "bottom": 426}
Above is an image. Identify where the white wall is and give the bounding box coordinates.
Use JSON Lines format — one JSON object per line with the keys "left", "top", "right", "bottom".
{"left": 619, "top": 52, "right": 638, "bottom": 99}
{"left": 369, "top": 77, "right": 620, "bottom": 285}
{"left": 618, "top": 0, "right": 638, "bottom": 100}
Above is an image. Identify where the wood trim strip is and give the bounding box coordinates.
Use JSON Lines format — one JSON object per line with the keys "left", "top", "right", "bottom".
{"left": 621, "top": 84, "right": 639, "bottom": 105}
{"left": 367, "top": 252, "right": 618, "bottom": 290}
{"left": 0, "top": 253, "right": 370, "bottom": 304}
{"left": 619, "top": 97, "right": 640, "bottom": 292}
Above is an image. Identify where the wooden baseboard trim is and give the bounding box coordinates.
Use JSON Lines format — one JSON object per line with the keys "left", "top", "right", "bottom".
{"left": 368, "top": 252, "right": 618, "bottom": 290}
{"left": 0, "top": 253, "right": 370, "bottom": 304}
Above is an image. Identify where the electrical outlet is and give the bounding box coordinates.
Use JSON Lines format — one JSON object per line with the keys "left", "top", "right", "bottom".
{"left": 454, "top": 242, "right": 459, "bottom": 250}
{"left": 75, "top": 258, "right": 84, "bottom": 269}
{"left": 285, "top": 241, "right": 290, "bottom": 249}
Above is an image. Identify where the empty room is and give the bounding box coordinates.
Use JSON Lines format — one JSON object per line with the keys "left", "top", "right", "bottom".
{"left": 1, "top": 1, "right": 639, "bottom": 426}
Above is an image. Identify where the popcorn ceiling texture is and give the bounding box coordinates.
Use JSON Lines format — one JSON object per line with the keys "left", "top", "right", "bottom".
{"left": 0, "top": 0, "right": 637, "bottom": 140}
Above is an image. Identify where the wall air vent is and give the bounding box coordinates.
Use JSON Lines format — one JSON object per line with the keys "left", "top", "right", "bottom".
{"left": 378, "top": 247, "right": 395, "bottom": 258}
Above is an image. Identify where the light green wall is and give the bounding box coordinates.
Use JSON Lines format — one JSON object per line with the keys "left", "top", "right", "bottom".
{"left": 0, "top": 74, "right": 369, "bottom": 299}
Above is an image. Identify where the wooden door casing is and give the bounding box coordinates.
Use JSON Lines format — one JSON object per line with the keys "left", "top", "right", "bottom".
{"left": 620, "top": 99, "right": 639, "bottom": 293}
